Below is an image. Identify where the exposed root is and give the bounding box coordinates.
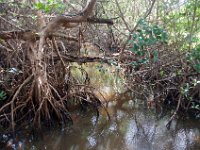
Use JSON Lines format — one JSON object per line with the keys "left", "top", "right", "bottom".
{"left": 0, "top": 74, "right": 34, "bottom": 131}
{"left": 166, "top": 95, "right": 182, "bottom": 129}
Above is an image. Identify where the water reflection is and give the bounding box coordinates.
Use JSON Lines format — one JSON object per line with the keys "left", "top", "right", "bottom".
{"left": 33, "top": 103, "right": 200, "bottom": 149}
{"left": 1, "top": 99, "right": 200, "bottom": 150}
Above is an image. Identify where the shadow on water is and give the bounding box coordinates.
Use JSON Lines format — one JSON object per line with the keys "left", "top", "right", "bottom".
{"left": 1, "top": 93, "right": 200, "bottom": 150}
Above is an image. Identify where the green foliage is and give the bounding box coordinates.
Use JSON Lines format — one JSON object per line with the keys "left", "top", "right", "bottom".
{"left": 180, "top": 79, "right": 200, "bottom": 119}
{"left": 0, "top": 90, "right": 7, "bottom": 101}
{"left": 129, "top": 19, "right": 168, "bottom": 67}
{"left": 181, "top": 83, "right": 190, "bottom": 97}
{"left": 187, "top": 44, "right": 200, "bottom": 73}
{"left": 163, "top": 0, "right": 200, "bottom": 49}
{"left": 34, "top": 0, "right": 66, "bottom": 14}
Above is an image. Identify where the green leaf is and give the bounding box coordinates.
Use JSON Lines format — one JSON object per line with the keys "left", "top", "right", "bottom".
{"left": 160, "top": 70, "right": 164, "bottom": 77}
{"left": 34, "top": 2, "right": 45, "bottom": 10}
{"left": 153, "top": 50, "right": 159, "bottom": 62}
{"left": 136, "top": 50, "right": 145, "bottom": 56}
{"left": 131, "top": 61, "right": 138, "bottom": 66}
{"left": 130, "top": 43, "right": 139, "bottom": 52}
{"left": 0, "top": 90, "right": 7, "bottom": 101}
{"left": 194, "top": 64, "right": 200, "bottom": 73}
{"left": 138, "top": 58, "right": 148, "bottom": 64}
{"left": 44, "top": 6, "right": 51, "bottom": 13}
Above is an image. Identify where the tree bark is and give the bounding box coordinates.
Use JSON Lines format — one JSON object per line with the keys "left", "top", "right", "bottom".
{"left": 34, "top": 0, "right": 97, "bottom": 115}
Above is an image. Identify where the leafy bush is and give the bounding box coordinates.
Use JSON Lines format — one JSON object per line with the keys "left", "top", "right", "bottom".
{"left": 128, "top": 19, "right": 168, "bottom": 67}
{"left": 163, "top": 0, "right": 200, "bottom": 49}
{"left": 187, "top": 44, "right": 200, "bottom": 73}
{"left": 34, "top": 0, "right": 67, "bottom": 14}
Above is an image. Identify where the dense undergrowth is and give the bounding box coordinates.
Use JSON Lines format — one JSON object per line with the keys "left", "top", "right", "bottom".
{"left": 0, "top": 0, "right": 200, "bottom": 132}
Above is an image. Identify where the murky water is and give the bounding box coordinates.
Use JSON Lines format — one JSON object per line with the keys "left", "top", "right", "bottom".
{"left": 1, "top": 96, "right": 200, "bottom": 150}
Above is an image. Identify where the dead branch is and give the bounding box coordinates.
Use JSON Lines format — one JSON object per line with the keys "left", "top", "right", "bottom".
{"left": 0, "top": 18, "right": 113, "bottom": 41}
{"left": 58, "top": 54, "right": 111, "bottom": 64}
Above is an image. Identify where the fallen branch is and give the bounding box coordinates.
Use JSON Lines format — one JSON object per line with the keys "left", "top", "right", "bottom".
{"left": 60, "top": 54, "right": 111, "bottom": 64}
{"left": 0, "top": 16, "right": 114, "bottom": 41}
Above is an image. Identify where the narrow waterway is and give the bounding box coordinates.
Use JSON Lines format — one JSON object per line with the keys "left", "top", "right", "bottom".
{"left": 1, "top": 96, "right": 200, "bottom": 150}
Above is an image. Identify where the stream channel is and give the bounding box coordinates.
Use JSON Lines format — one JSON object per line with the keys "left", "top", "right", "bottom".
{"left": 1, "top": 92, "right": 200, "bottom": 150}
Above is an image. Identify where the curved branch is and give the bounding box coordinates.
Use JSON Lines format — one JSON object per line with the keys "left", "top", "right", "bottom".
{"left": 81, "top": 0, "right": 97, "bottom": 17}
{"left": 42, "top": 0, "right": 97, "bottom": 36}
{"left": 120, "top": 0, "right": 156, "bottom": 57}
{"left": 38, "top": 0, "right": 97, "bottom": 60}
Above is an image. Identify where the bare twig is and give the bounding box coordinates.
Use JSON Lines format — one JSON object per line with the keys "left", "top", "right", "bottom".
{"left": 114, "top": 0, "right": 131, "bottom": 31}
{"left": 120, "top": 0, "right": 156, "bottom": 60}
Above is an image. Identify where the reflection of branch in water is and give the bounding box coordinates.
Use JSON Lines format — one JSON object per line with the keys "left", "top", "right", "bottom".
{"left": 131, "top": 114, "right": 139, "bottom": 141}
{"left": 149, "top": 123, "right": 157, "bottom": 144}
{"left": 134, "top": 114, "right": 150, "bottom": 143}
{"left": 133, "top": 112, "right": 158, "bottom": 145}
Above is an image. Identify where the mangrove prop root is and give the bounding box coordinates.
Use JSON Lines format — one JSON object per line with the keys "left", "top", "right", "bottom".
{"left": 0, "top": 74, "right": 34, "bottom": 131}
{"left": 166, "top": 77, "right": 186, "bottom": 129}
